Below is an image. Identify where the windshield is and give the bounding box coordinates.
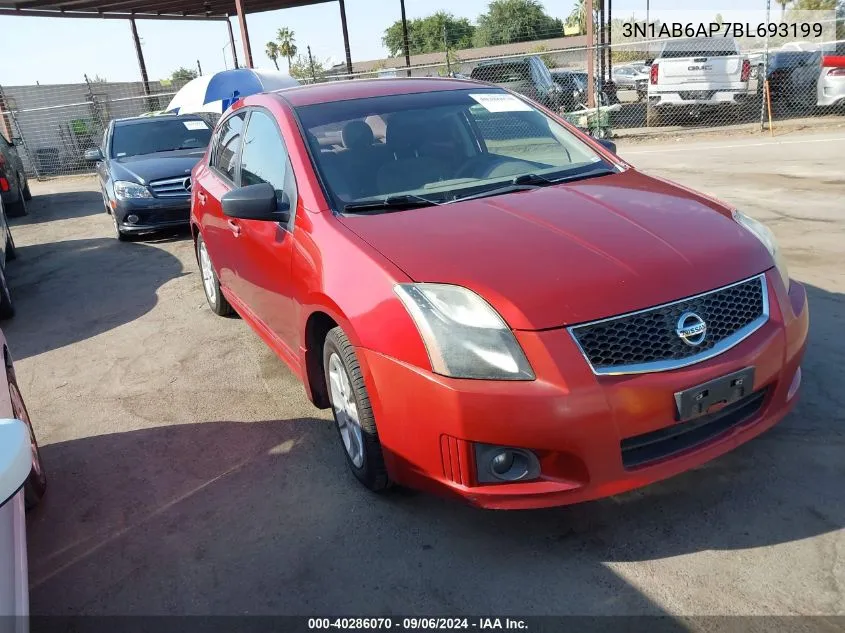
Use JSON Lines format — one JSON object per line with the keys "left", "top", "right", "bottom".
{"left": 111, "top": 118, "right": 212, "bottom": 158}
{"left": 295, "top": 88, "right": 611, "bottom": 212}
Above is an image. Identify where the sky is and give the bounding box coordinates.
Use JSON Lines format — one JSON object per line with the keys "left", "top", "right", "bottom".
{"left": 0, "top": 0, "right": 779, "bottom": 86}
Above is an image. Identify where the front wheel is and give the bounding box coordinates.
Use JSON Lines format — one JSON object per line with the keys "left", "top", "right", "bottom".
{"left": 323, "top": 327, "right": 389, "bottom": 492}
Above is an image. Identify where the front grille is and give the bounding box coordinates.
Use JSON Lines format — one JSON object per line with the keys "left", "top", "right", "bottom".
{"left": 569, "top": 275, "right": 768, "bottom": 375}
{"left": 149, "top": 176, "right": 191, "bottom": 198}
{"left": 679, "top": 90, "right": 716, "bottom": 100}
{"left": 620, "top": 388, "right": 768, "bottom": 469}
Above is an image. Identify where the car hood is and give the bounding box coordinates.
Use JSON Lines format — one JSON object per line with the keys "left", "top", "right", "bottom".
{"left": 338, "top": 169, "right": 774, "bottom": 330}
{"left": 111, "top": 149, "right": 206, "bottom": 184}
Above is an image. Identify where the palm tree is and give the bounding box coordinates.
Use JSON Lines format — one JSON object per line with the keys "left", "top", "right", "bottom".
{"left": 265, "top": 41, "right": 280, "bottom": 70}
{"left": 566, "top": 0, "right": 586, "bottom": 35}
{"left": 276, "top": 28, "right": 298, "bottom": 72}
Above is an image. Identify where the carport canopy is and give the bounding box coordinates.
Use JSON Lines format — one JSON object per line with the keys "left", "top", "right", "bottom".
{"left": 0, "top": 0, "right": 412, "bottom": 83}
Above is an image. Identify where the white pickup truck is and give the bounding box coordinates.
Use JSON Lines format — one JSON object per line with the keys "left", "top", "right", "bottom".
{"left": 647, "top": 37, "right": 753, "bottom": 125}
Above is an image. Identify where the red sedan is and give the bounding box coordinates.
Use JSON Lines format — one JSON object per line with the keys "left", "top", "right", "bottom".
{"left": 190, "top": 78, "right": 808, "bottom": 510}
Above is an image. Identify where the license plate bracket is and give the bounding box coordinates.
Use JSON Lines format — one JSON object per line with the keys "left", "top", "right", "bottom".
{"left": 674, "top": 367, "right": 755, "bottom": 422}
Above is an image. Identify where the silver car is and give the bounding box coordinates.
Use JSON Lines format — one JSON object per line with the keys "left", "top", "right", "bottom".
{"left": 612, "top": 65, "right": 649, "bottom": 99}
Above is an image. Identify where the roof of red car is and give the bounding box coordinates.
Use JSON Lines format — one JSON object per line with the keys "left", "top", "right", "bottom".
{"left": 266, "top": 77, "right": 490, "bottom": 107}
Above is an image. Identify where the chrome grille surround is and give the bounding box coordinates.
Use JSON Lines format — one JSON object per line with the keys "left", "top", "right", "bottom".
{"left": 568, "top": 274, "right": 769, "bottom": 376}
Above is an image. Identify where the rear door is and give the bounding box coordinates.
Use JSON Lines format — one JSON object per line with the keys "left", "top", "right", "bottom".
{"left": 194, "top": 111, "right": 246, "bottom": 293}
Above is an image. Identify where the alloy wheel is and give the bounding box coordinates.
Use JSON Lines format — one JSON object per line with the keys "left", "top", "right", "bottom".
{"left": 198, "top": 241, "right": 217, "bottom": 305}
{"left": 328, "top": 352, "right": 364, "bottom": 468}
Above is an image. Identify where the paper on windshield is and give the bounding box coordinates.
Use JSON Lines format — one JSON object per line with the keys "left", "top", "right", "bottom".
{"left": 184, "top": 120, "right": 209, "bottom": 130}
{"left": 469, "top": 93, "right": 533, "bottom": 113}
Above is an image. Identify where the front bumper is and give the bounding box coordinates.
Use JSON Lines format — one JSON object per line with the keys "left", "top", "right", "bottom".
{"left": 114, "top": 197, "right": 190, "bottom": 233}
{"left": 359, "top": 272, "right": 808, "bottom": 510}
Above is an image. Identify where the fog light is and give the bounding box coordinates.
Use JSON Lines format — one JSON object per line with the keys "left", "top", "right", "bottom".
{"left": 126, "top": 214, "right": 140, "bottom": 224}
{"left": 787, "top": 366, "right": 802, "bottom": 402}
{"left": 474, "top": 444, "right": 540, "bottom": 484}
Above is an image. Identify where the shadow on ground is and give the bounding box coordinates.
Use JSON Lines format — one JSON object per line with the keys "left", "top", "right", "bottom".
{"left": 10, "top": 190, "right": 105, "bottom": 225}
{"left": 2, "top": 237, "right": 184, "bottom": 359}
{"left": 23, "top": 281, "right": 842, "bottom": 616}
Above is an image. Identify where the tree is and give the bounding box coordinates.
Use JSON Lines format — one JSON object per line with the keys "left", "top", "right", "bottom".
{"left": 474, "top": 0, "right": 564, "bottom": 46}
{"left": 265, "top": 41, "right": 281, "bottom": 70}
{"left": 171, "top": 67, "right": 198, "bottom": 82}
{"left": 565, "top": 0, "right": 586, "bottom": 35}
{"left": 289, "top": 51, "right": 327, "bottom": 81}
{"left": 382, "top": 12, "right": 475, "bottom": 56}
{"left": 776, "top": 0, "right": 792, "bottom": 20}
{"left": 275, "top": 27, "right": 298, "bottom": 72}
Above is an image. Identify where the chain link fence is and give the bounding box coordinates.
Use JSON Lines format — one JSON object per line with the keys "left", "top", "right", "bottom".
{"left": 2, "top": 14, "right": 843, "bottom": 179}
{"left": 0, "top": 78, "right": 187, "bottom": 179}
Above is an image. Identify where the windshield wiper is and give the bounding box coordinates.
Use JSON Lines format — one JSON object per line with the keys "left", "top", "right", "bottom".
{"left": 343, "top": 194, "right": 443, "bottom": 214}
{"left": 449, "top": 166, "right": 616, "bottom": 203}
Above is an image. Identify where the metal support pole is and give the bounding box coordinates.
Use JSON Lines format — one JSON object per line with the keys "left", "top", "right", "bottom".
{"left": 599, "top": 0, "right": 605, "bottom": 83}
{"left": 399, "top": 0, "right": 411, "bottom": 77}
{"left": 129, "top": 18, "right": 150, "bottom": 95}
{"left": 760, "top": 0, "right": 771, "bottom": 132}
{"left": 197, "top": 59, "right": 202, "bottom": 76}
{"left": 226, "top": 17, "right": 239, "bottom": 69}
{"left": 307, "top": 45, "right": 317, "bottom": 82}
{"left": 339, "top": 0, "right": 353, "bottom": 76}
{"left": 607, "top": 0, "right": 612, "bottom": 77}
{"left": 234, "top": 0, "right": 253, "bottom": 69}
{"left": 586, "top": 0, "right": 595, "bottom": 108}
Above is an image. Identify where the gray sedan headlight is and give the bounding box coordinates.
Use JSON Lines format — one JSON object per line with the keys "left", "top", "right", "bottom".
{"left": 732, "top": 210, "right": 789, "bottom": 288}
{"left": 395, "top": 283, "right": 534, "bottom": 381}
{"left": 114, "top": 180, "right": 152, "bottom": 200}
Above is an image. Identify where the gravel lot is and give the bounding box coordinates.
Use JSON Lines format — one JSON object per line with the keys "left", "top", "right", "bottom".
{"left": 5, "top": 130, "right": 844, "bottom": 617}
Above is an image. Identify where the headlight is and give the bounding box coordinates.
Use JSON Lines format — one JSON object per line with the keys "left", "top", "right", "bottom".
{"left": 732, "top": 210, "right": 789, "bottom": 288}
{"left": 394, "top": 283, "right": 534, "bottom": 381}
{"left": 113, "top": 180, "right": 152, "bottom": 200}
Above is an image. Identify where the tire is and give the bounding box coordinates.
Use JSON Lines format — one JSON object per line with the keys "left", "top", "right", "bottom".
{"left": 5, "top": 182, "right": 27, "bottom": 218}
{"left": 5, "top": 229, "right": 16, "bottom": 261}
{"left": 196, "top": 233, "right": 233, "bottom": 316}
{"left": 646, "top": 106, "right": 662, "bottom": 127}
{"left": 323, "top": 326, "right": 389, "bottom": 492}
{"left": 7, "top": 371, "right": 46, "bottom": 510}
{"left": 21, "top": 177, "right": 32, "bottom": 202}
{"left": 112, "top": 212, "right": 129, "bottom": 242}
{"left": 0, "top": 265, "right": 14, "bottom": 320}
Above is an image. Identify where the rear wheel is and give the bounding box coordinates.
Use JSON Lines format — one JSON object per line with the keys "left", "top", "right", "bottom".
{"left": 7, "top": 370, "right": 46, "bottom": 510}
{"left": 5, "top": 229, "right": 16, "bottom": 261}
{"left": 21, "top": 176, "right": 32, "bottom": 202}
{"left": 5, "top": 182, "right": 27, "bottom": 218}
{"left": 0, "top": 265, "right": 14, "bottom": 320}
{"left": 323, "top": 327, "right": 389, "bottom": 492}
{"left": 196, "top": 234, "right": 233, "bottom": 316}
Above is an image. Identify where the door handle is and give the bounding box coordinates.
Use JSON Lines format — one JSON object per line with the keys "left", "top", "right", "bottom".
{"left": 227, "top": 219, "right": 241, "bottom": 237}
{"left": 197, "top": 191, "right": 207, "bottom": 204}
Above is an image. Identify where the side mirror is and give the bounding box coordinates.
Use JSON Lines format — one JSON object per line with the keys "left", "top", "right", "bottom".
{"left": 598, "top": 138, "right": 617, "bottom": 153}
{"left": 221, "top": 182, "right": 291, "bottom": 223}
{"left": 0, "top": 419, "right": 32, "bottom": 508}
{"left": 84, "top": 148, "right": 104, "bottom": 161}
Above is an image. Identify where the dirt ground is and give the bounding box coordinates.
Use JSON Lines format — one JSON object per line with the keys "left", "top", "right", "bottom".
{"left": 5, "top": 130, "right": 844, "bottom": 617}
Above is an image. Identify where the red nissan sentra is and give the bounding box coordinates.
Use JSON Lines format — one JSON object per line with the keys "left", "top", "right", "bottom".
{"left": 190, "top": 78, "right": 808, "bottom": 510}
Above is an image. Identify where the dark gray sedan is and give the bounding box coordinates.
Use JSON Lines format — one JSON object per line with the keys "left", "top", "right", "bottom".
{"left": 85, "top": 114, "right": 212, "bottom": 240}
